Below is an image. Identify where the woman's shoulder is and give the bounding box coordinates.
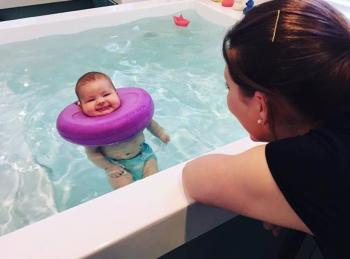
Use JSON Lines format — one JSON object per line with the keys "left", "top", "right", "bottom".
{"left": 265, "top": 116, "right": 350, "bottom": 255}
{"left": 265, "top": 121, "right": 350, "bottom": 209}
{"left": 268, "top": 110, "right": 350, "bottom": 164}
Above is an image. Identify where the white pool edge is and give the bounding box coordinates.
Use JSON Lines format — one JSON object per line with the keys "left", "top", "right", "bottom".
{"left": 1, "top": 137, "right": 259, "bottom": 259}
{"left": 0, "top": 1, "right": 256, "bottom": 258}
{"left": 0, "top": 0, "right": 242, "bottom": 45}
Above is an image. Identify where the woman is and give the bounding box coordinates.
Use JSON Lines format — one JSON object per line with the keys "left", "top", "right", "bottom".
{"left": 182, "top": 0, "right": 350, "bottom": 258}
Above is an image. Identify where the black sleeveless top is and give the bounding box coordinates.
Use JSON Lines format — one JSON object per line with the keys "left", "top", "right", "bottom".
{"left": 266, "top": 111, "right": 350, "bottom": 259}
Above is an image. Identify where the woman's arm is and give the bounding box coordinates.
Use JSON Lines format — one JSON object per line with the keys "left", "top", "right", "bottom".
{"left": 182, "top": 144, "right": 311, "bottom": 234}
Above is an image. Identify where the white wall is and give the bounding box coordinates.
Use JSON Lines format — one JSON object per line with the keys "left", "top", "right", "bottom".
{"left": 116, "top": 0, "right": 272, "bottom": 5}
{"left": 0, "top": 0, "right": 71, "bottom": 9}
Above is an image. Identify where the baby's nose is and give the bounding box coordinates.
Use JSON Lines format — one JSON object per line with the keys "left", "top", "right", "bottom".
{"left": 96, "top": 97, "right": 105, "bottom": 104}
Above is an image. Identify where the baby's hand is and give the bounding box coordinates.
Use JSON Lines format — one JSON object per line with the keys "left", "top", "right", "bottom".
{"left": 106, "top": 166, "right": 133, "bottom": 189}
{"left": 106, "top": 165, "right": 126, "bottom": 177}
{"left": 160, "top": 132, "right": 170, "bottom": 144}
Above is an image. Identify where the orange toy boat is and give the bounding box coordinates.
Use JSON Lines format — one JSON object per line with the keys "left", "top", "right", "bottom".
{"left": 173, "top": 14, "right": 190, "bottom": 27}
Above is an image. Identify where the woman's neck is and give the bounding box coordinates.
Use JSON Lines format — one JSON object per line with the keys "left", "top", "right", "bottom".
{"left": 274, "top": 120, "right": 320, "bottom": 140}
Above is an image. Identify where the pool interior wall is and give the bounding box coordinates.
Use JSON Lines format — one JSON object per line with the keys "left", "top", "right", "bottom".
{"left": 0, "top": 0, "right": 318, "bottom": 258}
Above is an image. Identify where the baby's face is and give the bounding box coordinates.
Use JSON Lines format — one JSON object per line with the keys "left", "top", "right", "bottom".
{"left": 78, "top": 78, "right": 121, "bottom": 117}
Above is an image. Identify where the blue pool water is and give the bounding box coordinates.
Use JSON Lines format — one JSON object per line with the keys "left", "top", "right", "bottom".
{"left": 0, "top": 10, "right": 246, "bottom": 236}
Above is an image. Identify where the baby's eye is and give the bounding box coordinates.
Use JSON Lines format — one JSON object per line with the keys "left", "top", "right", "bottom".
{"left": 103, "top": 93, "right": 111, "bottom": 97}
{"left": 86, "top": 98, "right": 95, "bottom": 103}
{"left": 225, "top": 82, "right": 229, "bottom": 90}
{"left": 126, "top": 153, "right": 131, "bottom": 156}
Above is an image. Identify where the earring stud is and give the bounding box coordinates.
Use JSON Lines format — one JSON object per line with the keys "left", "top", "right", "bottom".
{"left": 257, "top": 119, "right": 262, "bottom": 124}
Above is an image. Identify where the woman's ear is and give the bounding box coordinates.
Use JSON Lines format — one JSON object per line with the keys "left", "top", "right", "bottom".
{"left": 253, "top": 91, "right": 269, "bottom": 125}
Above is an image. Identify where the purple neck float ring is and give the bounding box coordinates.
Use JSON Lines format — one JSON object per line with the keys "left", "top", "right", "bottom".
{"left": 56, "top": 87, "right": 154, "bottom": 146}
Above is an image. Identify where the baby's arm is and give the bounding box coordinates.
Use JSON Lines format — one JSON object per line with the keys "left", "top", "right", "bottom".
{"left": 147, "top": 119, "right": 170, "bottom": 143}
{"left": 85, "top": 147, "right": 133, "bottom": 188}
{"left": 85, "top": 146, "right": 118, "bottom": 171}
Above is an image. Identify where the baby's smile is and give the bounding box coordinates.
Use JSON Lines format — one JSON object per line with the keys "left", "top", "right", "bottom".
{"left": 96, "top": 105, "right": 113, "bottom": 112}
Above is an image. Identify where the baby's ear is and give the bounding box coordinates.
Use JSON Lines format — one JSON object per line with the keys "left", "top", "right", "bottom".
{"left": 76, "top": 101, "right": 84, "bottom": 112}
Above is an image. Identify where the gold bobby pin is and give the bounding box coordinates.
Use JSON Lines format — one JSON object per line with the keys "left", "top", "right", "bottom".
{"left": 272, "top": 10, "right": 281, "bottom": 43}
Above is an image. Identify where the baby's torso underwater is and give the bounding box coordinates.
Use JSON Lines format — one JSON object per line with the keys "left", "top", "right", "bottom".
{"left": 107, "top": 142, "right": 156, "bottom": 180}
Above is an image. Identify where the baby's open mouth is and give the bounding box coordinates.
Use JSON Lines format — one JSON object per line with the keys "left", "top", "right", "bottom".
{"left": 97, "top": 106, "right": 111, "bottom": 112}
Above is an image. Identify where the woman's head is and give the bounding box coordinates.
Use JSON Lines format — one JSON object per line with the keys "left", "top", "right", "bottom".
{"left": 223, "top": 0, "right": 350, "bottom": 140}
{"left": 75, "top": 71, "right": 121, "bottom": 117}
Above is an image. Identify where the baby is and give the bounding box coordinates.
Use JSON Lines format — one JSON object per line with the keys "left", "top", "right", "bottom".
{"left": 75, "top": 71, "right": 170, "bottom": 189}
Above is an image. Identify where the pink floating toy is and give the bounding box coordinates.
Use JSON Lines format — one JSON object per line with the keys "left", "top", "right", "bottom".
{"left": 173, "top": 14, "right": 190, "bottom": 27}
{"left": 56, "top": 87, "right": 154, "bottom": 146}
{"left": 222, "top": 0, "right": 233, "bottom": 7}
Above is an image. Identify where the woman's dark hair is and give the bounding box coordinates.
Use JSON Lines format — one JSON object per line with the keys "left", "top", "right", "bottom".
{"left": 223, "top": 0, "right": 350, "bottom": 124}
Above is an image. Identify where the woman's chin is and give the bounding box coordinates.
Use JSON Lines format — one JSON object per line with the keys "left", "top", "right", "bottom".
{"left": 249, "top": 135, "right": 258, "bottom": 141}
{"left": 250, "top": 135, "right": 269, "bottom": 143}
{"left": 250, "top": 135, "right": 265, "bottom": 142}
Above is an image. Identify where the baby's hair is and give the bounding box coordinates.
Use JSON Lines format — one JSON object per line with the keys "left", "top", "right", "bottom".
{"left": 75, "top": 71, "right": 115, "bottom": 100}
{"left": 223, "top": 0, "right": 350, "bottom": 125}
